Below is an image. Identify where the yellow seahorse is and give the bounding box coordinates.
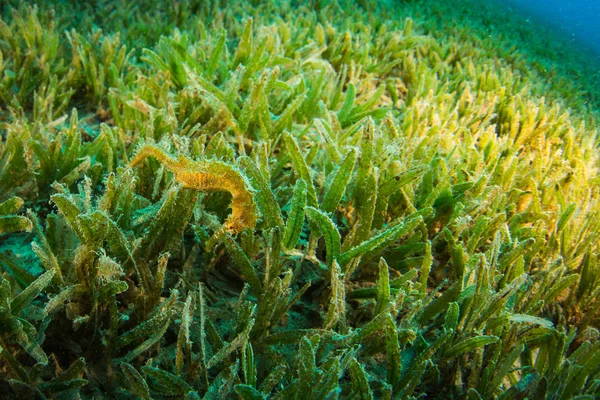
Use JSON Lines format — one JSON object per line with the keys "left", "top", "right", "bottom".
{"left": 129, "top": 144, "right": 257, "bottom": 234}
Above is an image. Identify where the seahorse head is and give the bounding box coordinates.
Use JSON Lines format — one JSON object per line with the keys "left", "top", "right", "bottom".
{"left": 226, "top": 202, "right": 257, "bottom": 234}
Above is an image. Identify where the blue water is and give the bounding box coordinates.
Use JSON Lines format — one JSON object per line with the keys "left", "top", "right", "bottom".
{"left": 504, "top": 0, "right": 600, "bottom": 57}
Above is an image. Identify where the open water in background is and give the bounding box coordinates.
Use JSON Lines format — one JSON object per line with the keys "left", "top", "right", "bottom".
{"left": 503, "top": 0, "right": 600, "bottom": 58}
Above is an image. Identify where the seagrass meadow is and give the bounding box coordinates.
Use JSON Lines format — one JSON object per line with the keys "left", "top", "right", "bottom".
{"left": 0, "top": 0, "right": 599, "bottom": 398}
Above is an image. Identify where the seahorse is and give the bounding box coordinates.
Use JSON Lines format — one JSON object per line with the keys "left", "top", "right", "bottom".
{"left": 129, "top": 144, "right": 257, "bottom": 234}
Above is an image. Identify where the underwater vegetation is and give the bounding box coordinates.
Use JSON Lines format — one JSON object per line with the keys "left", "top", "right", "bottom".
{"left": 0, "top": 0, "right": 599, "bottom": 398}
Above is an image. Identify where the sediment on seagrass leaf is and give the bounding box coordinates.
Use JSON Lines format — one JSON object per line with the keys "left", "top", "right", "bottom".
{"left": 324, "top": 260, "right": 346, "bottom": 331}
{"left": 239, "top": 155, "right": 284, "bottom": 230}
{"left": 343, "top": 168, "right": 377, "bottom": 252}
{"left": 223, "top": 234, "right": 262, "bottom": 296}
{"left": 10, "top": 269, "right": 55, "bottom": 316}
{"left": 0, "top": 197, "right": 32, "bottom": 235}
{"left": 374, "top": 258, "right": 392, "bottom": 317}
{"left": 263, "top": 228, "right": 283, "bottom": 286}
{"left": 141, "top": 366, "right": 193, "bottom": 396}
{"left": 306, "top": 206, "right": 341, "bottom": 267}
{"left": 282, "top": 132, "right": 318, "bottom": 207}
{"left": 321, "top": 147, "right": 357, "bottom": 214}
{"left": 119, "top": 363, "right": 151, "bottom": 399}
{"left": 338, "top": 212, "right": 424, "bottom": 268}
{"left": 282, "top": 178, "right": 307, "bottom": 251}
